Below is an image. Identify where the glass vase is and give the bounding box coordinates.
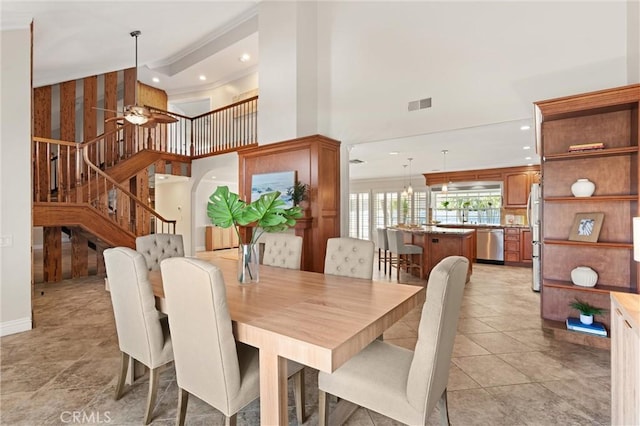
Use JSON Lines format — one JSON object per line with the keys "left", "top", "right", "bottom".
{"left": 238, "top": 243, "right": 259, "bottom": 284}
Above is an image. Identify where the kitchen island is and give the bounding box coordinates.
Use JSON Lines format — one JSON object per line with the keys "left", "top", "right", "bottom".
{"left": 397, "top": 226, "right": 475, "bottom": 282}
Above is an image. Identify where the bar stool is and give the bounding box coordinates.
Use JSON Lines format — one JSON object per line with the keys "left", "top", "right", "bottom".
{"left": 386, "top": 228, "right": 423, "bottom": 282}
{"left": 377, "top": 228, "right": 390, "bottom": 274}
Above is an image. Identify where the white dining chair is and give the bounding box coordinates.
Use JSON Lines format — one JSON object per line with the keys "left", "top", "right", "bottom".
{"left": 324, "top": 237, "right": 375, "bottom": 279}
{"left": 318, "top": 256, "right": 469, "bottom": 426}
{"left": 135, "top": 233, "right": 184, "bottom": 271}
{"left": 261, "top": 233, "right": 303, "bottom": 270}
{"left": 160, "top": 257, "right": 306, "bottom": 426}
{"left": 386, "top": 228, "right": 423, "bottom": 281}
{"left": 377, "top": 228, "right": 390, "bottom": 274}
{"left": 103, "top": 247, "right": 174, "bottom": 425}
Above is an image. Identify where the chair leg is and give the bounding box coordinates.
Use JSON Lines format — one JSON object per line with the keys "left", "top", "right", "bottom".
{"left": 143, "top": 366, "right": 161, "bottom": 425}
{"left": 176, "top": 387, "right": 189, "bottom": 426}
{"left": 115, "top": 352, "right": 129, "bottom": 400}
{"left": 225, "top": 414, "right": 238, "bottom": 426}
{"left": 318, "top": 390, "right": 329, "bottom": 426}
{"left": 384, "top": 249, "right": 388, "bottom": 274}
{"left": 293, "top": 369, "right": 305, "bottom": 424}
{"left": 378, "top": 248, "right": 382, "bottom": 270}
{"left": 438, "top": 389, "right": 451, "bottom": 426}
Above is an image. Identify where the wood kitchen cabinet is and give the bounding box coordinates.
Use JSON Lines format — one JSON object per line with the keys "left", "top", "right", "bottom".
{"left": 504, "top": 227, "right": 532, "bottom": 265}
{"left": 205, "top": 226, "right": 239, "bottom": 251}
{"left": 611, "top": 292, "right": 640, "bottom": 425}
{"left": 504, "top": 171, "right": 540, "bottom": 208}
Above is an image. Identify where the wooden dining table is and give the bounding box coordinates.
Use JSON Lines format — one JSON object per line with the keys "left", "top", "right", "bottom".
{"left": 149, "top": 257, "right": 425, "bottom": 426}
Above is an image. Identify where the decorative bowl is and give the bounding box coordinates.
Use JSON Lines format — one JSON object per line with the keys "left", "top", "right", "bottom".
{"left": 571, "top": 178, "right": 595, "bottom": 197}
{"left": 570, "top": 266, "right": 598, "bottom": 287}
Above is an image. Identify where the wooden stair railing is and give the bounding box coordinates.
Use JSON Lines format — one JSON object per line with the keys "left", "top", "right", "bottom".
{"left": 34, "top": 136, "right": 177, "bottom": 239}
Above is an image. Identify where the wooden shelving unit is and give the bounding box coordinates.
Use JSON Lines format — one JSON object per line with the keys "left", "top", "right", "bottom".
{"left": 536, "top": 84, "right": 640, "bottom": 348}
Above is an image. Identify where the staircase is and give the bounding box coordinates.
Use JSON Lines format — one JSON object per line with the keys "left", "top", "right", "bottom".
{"left": 33, "top": 97, "right": 258, "bottom": 282}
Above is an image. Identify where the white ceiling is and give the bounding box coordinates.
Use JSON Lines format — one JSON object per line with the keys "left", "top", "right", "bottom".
{"left": 1, "top": 1, "right": 634, "bottom": 184}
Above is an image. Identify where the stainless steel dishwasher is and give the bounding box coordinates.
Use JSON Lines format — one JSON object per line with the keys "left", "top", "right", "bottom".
{"left": 476, "top": 228, "right": 504, "bottom": 264}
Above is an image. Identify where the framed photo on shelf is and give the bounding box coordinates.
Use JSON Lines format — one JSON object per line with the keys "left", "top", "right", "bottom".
{"left": 568, "top": 212, "right": 604, "bottom": 242}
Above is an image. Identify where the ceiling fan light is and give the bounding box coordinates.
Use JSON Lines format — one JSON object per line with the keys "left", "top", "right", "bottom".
{"left": 125, "top": 114, "right": 148, "bottom": 125}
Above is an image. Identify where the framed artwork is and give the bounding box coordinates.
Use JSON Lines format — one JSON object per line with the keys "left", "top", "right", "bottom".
{"left": 568, "top": 212, "right": 604, "bottom": 242}
{"left": 251, "top": 171, "right": 296, "bottom": 207}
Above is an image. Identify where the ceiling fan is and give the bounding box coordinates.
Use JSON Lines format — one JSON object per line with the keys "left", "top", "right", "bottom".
{"left": 102, "top": 30, "right": 177, "bottom": 128}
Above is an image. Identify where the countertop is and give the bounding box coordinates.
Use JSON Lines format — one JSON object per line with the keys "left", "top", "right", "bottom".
{"left": 394, "top": 226, "right": 475, "bottom": 235}
{"left": 437, "top": 223, "right": 529, "bottom": 229}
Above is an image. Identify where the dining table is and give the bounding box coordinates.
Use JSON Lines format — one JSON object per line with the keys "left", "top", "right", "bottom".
{"left": 148, "top": 257, "right": 425, "bottom": 426}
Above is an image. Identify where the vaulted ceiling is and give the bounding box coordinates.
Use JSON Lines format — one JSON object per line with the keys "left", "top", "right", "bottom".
{"left": 2, "top": 1, "right": 636, "bottom": 182}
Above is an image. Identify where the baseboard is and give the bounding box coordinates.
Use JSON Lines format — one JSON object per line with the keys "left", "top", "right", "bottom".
{"left": 1, "top": 317, "right": 32, "bottom": 336}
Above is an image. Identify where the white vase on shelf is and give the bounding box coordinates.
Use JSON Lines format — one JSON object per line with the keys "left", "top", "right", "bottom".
{"left": 571, "top": 266, "right": 598, "bottom": 287}
{"left": 571, "top": 178, "right": 595, "bottom": 197}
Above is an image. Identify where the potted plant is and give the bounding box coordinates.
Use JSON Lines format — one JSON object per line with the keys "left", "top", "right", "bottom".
{"left": 287, "top": 181, "right": 310, "bottom": 210}
{"left": 207, "top": 186, "right": 302, "bottom": 283}
{"left": 569, "top": 299, "right": 607, "bottom": 325}
{"left": 441, "top": 200, "right": 450, "bottom": 209}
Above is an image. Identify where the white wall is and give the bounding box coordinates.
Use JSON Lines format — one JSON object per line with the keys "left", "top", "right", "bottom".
{"left": 628, "top": 0, "right": 640, "bottom": 83}
{"left": 190, "top": 153, "right": 239, "bottom": 254}
{"left": 1, "top": 28, "right": 33, "bottom": 336}
{"left": 169, "top": 72, "right": 259, "bottom": 112}
{"left": 155, "top": 178, "right": 193, "bottom": 256}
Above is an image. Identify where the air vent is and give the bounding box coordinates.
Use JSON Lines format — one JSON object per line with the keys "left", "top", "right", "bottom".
{"left": 349, "top": 159, "right": 365, "bottom": 164}
{"left": 408, "top": 97, "right": 432, "bottom": 112}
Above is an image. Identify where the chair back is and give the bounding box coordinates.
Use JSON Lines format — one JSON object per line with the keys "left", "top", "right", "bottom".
{"left": 376, "top": 228, "right": 389, "bottom": 250}
{"left": 262, "top": 233, "right": 303, "bottom": 270}
{"left": 386, "top": 228, "right": 405, "bottom": 253}
{"left": 406, "top": 255, "right": 468, "bottom": 420}
{"left": 104, "top": 247, "right": 171, "bottom": 367}
{"left": 136, "top": 233, "right": 184, "bottom": 271}
{"left": 161, "top": 257, "right": 243, "bottom": 410}
{"left": 324, "top": 237, "right": 375, "bottom": 279}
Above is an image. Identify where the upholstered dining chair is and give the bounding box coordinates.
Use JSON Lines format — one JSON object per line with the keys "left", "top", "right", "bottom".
{"left": 324, "top": 237, "right": 375, "bottom": 279}
{"left": 103, "top": 247, "right": 174, "bottom": 425}
{"left": 386, "top": 228, "right": 423, "bottom": 282}
{"left": 135, "top": 233, "right": 184, "bottom": 271}
{"left": 318, "top": 256, "right": 469, "bottom": 426}
{"left": 261, "top": 233, "right": 303, "bottom": 270}
{"left": 160, "top": 257, "right": 306, "bottom": 426}
{"left": 377, "top": 228, "right": 390, "bottom": 274}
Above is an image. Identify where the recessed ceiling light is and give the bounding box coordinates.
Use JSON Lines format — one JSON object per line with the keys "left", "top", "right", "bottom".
{"left": 520, "top": 125, "right": 531, "bottom": 131}
{"left": 389, "top": 151, "right": 399, "bottom": 155}
{"left": 210, "top": 175, "right": 217, "bottom": 180}
{"left": 239, "top": 53, "right": 251, "bottom": 62}
{"left": 199, "top": 75, "right": 206, "bottom": 81}
{"left": 152, "top": 77, "right": 160, "bottom": 83}
{"left": 523, "top": 146, "right": 531, "bottom": 150}
{"left": 156, "top": 175, "right": 168, "bottom": 180}
{"left": 525, "top": 156, "right": 532, "bottom": 160}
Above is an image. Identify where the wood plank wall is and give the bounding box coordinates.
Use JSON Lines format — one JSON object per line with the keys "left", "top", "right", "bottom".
{"left": 32, "top": 67, "right": 172, "bottom": 281}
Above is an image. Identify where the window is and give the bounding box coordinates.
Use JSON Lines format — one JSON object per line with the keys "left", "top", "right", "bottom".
{"left": 432, "top": 189, "right": 501, "bottom": 224}
{"left": 349, "top": 192, "right": 370, "bottom": 239}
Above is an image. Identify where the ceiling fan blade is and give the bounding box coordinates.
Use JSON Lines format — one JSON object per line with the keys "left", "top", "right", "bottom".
{"left": 105, "top": 116, "right": 126, "bottom": 123}
{"left": 93, "top": 106, "right": 123, "bottom": 116}
{"left": 151, "top": 112, "right": 178, "bottom": 124}
{"left": 140, "top": 118, "right": 157, "bottom": 129}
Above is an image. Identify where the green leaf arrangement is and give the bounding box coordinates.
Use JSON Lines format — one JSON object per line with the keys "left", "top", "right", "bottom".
{"left": 568, "top": 299, "right": 607, "bottom": 317}
{"left": 207, "top": 185, "right": 303, "bottom": 245}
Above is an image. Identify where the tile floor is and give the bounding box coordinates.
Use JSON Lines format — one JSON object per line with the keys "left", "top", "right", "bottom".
{"left": 1, "top": 251, "right": 611, "bottom": 425}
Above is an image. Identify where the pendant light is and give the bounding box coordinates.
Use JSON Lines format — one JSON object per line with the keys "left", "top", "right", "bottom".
{"left": 441, "top": 150, "right": 449, "bottom": 193}
{"left": 407, "top": 157, "right": 414, "bottom": 195}
{"left": 401, "top": 164, "right": 408, "bottom": 196}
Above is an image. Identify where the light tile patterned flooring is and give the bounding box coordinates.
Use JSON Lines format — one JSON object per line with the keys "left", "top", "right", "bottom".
{"left": 2, "top": 251, "right": 610, "bottom": 425}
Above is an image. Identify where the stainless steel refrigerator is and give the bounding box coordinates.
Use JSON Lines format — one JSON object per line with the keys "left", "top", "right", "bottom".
{"left": 527, "top": 183, "right": 541, "bottom": 291}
